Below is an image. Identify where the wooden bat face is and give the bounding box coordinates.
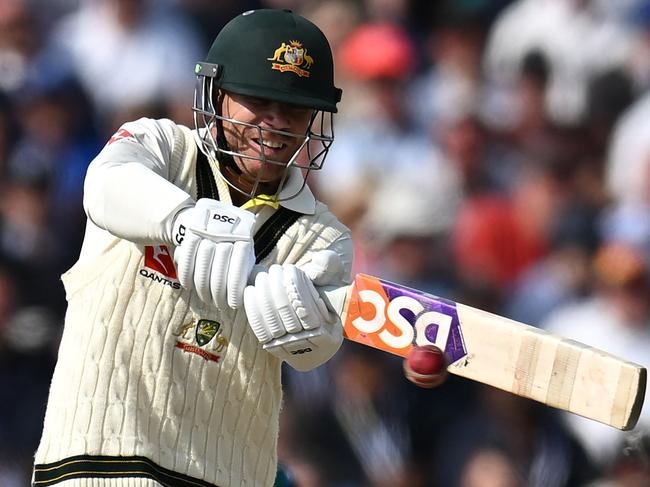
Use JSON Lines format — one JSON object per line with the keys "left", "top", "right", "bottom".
{"left": 325, "top": 274, "right": 646, "bottom": 431}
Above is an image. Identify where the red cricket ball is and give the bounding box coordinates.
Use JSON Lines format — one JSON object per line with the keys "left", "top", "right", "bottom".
{"left": 404, "top": 345, "right": 448, "bottom": 388}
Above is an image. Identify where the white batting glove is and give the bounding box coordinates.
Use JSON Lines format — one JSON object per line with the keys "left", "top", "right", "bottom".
{"left": 172, "top": 198, "right": 255, "bottom": 310}
{"left": 244, "top": 250, "right": 345, "bottom": 371}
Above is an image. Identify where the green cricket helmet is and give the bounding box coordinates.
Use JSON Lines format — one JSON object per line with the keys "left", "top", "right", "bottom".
{"left": 193, "top": 8, "right": 343, "bottom": 201}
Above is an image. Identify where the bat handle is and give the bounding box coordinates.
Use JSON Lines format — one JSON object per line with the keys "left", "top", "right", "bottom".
{"left": 317, "top": 285, "right": 349, "bottom": 317}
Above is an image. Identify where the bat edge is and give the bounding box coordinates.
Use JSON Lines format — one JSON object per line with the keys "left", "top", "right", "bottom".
{"left": 621, "top": 366, "right": 647, "bottom": 431}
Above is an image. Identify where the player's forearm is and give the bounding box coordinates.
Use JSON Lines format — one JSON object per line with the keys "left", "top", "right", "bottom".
{"left": 83, "top": 162, "right": 193, "bottom": 245}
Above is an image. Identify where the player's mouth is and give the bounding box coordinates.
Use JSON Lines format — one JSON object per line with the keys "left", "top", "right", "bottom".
{"left": 251, "top": 138, "right": 288, "bottom": 158}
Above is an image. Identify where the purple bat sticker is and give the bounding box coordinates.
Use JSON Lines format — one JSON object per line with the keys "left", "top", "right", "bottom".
{"left": 382, "top": 279, "right": 468, "bottom": 364}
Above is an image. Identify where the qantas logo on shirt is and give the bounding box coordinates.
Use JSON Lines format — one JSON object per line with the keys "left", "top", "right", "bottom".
{"left": 108, "top": 128, "right": 135, "bottom": 145}
{"left": 140, "top": 245, "right": 180, "bottom": 289}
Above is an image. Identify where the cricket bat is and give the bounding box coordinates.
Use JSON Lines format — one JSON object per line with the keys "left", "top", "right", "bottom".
{"left": 320, "top": 273, "right": 646, "bottom": 431}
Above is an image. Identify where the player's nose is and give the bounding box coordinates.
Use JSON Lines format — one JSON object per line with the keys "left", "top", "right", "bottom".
{"left": 261, "top": 102, "right": 291, "bottom": 130}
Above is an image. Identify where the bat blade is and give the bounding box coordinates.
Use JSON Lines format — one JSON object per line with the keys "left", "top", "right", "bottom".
{"left": 321, "top": 273, "right": 646, "bottom": 431}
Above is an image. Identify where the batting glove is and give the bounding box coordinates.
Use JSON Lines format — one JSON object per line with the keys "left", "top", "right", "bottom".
{"left": 244, "top": 250, "right": 345, "bottom": 371}
{"left": 172, "top": 198, "right": 256, "bottom": 310}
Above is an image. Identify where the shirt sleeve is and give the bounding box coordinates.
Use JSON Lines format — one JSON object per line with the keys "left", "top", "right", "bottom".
{"left": 83, "top": 118, "right": 194, "bottom": 245}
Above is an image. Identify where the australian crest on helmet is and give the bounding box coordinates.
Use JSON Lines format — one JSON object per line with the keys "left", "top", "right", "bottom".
{"left": 267, "top": 40, "right": 314, "bottom": 77}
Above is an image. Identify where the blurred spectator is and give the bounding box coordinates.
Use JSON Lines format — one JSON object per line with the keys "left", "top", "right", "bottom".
{"left": 315, "top": 22, "right": 442, "bottom": 228}
{"left": 338, "top": 21, "right": 416, "bottom": 96}
{"left": 441, "top": 48, "right": 558, "bottom": 196}
{"left": 177, "top": 0, "right": 264, "bottom": 49}
{"left": 281, "top": 343, "right": 430, "bottom": 487}
{"left": 0, "top": 264, "right": 59, "bottom": 485}
{"left": 590, "top": 0, "right": 648, "bottom": 22}
{"left": 451, "top": 159, "right": 562, "bottom": 293}
{"left": 445, "top": 45, "right": 595, "bottom": 297}
{"left": 484, "top": 0, "right": 635, "bottom": 126}
{"left": 584, "top": 68, "right": 637, "bottom": 159}
{"left": 432, "top": 386, "right": 598, "bottom": 487}
{"left": 47, "top": 0, "right": 202, "bottom": 130}
{"left": 0, "top": 179, "right": 55, "bottom": 263}
{"left": 302, "top": 0, "right": 362, "bottom": 54}
{"left": 0, "top": 263, "right": 17, "bottom": 336}
{"left": 0, "top": 0, "right": 41, "bottom": 93}
{"left": 406, "top": 4, "right": 487, "bottom": 138}
{"left": 363, "top": 0, "right": 411, "bottom": 25}
{"left": 0, "top": 305, "right": 59, "bottom": 484}
{"left": 542, "top": 242, "right": 650, "bottom": 466}
{"left": 505, "top": 159, "right": 601, "bottom": 325}
{"left": 486, "top": 47, "right": 579, "bottom": 179}
{"left": 0, "top": 179, "right": 68, "bottom": 313}
{"left": 458, "top": 447, "right": 522, "bottom": 487}
{"left": 605, "top": 90, "right": 650, "bottom": 205}
{"left": 9, "top": 73, "right": 101, "bottom": 262}
{"left": 505, "top": 233, "right": 592, "bottom": 326}
{"left": 625, "top": 1, "right": 650, "bottom": 91}
{"left": 505, "top": 48, "right": 554, "bottom": 152}
{"left": 329, "top": 347, "right": 423, "bottom": 487}
{"left": 587, "top": 432, "right": 650, "bottom": 487}
{"left": 0, "top": 92, "right": 19, "bottom": 179}
{"left": 600, "top": 201, "right": 650, "bottom": 263}
{"left": 438, "top": 112, "right": 521, "bottom": 197}
{"left": 358, "top": 174, "right": 460, "bottom": 295}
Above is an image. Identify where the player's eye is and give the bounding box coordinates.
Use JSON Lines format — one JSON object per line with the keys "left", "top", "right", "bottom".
{"left": 240, "top": 95, "right": 268, "bottom": 108}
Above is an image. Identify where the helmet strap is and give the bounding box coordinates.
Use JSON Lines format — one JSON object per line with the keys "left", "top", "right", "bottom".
{"left": 220, "top": 163, "right": 280, "bottom": 200}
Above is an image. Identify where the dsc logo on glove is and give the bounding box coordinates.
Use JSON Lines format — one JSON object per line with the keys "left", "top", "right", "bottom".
{"left": 212, "top": 214, "right": 239, "bottom": 225}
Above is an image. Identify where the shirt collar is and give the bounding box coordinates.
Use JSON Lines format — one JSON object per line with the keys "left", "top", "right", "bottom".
{"left": 274, "top": 167, "right": 317, "bottom": 215}
{"left": 239, "top": 168, "right": 316, "bottom": 214}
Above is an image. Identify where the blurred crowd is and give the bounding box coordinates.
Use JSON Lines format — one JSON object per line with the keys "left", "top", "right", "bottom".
{"left": 1, "top": 0, "right": 650, "bottom": 486}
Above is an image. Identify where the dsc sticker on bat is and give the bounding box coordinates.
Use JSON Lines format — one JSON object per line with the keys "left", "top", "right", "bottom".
{"left": 343, "top": 274, "right": 468, "bottom": 362}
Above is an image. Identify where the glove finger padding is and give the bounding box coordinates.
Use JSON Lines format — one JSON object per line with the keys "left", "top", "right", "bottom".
{"left": 269, "top": 265, "right": 302, "bottom": 334}
{"left": 194, "top": 239, "right": 216, "bottom": 304}
{"left": 209, "top": 243, "right": 232, "bottom": 310}
{"left": 244, "top": 285, "right": 273, "bottom": 343}
{"left": 227, "top": 240, "right": 255, "bottom": 309}
{"left": 283, "top": 265, "right": 331, "bottom": 329}
{"left": 175, "top": 232, "right": 200, "bottom": 291}
{"left": 253, "top": 270, "right": 285, "bottom": 339}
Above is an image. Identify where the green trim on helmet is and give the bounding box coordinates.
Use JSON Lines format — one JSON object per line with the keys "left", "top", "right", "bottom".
{"left": 203, "top": 8, "right": 342, "bottom": 112}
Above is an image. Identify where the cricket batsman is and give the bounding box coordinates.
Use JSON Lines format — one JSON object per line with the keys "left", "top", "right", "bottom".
{"left": 32, "top": 9, "right": 443, "bottom": 487}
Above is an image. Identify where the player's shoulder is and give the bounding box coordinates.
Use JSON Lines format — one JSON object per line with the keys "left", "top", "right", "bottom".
{"left": 312, "top": 199, "right": 337, "bottom": 217}
{"left": 310, "top": 200, "right": 351, "bottom": 235}
{"left": 105, "top": 117, "right": 195, "bottom": 153}
{"left": 116, "top": 117, "right": 190, "bottom": 138}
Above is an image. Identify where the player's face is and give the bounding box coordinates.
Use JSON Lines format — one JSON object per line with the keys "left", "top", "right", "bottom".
{"left": 219, "top": 92, "right": 314, "bottom": 185}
